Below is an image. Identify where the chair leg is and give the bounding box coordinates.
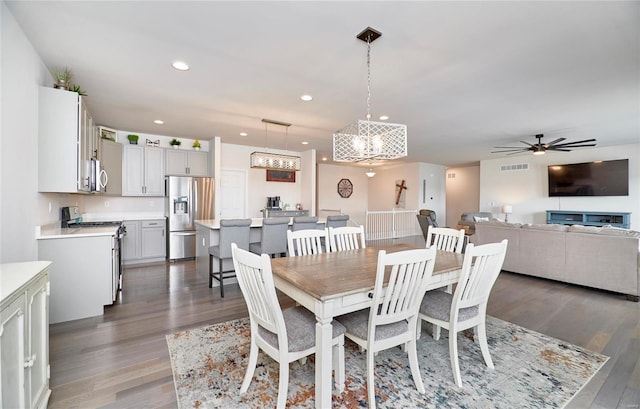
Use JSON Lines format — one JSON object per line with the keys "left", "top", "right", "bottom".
{"left": 407, "top": 338, "right": 425, "bottom": 394}
{"left": 476, "top": 321, "right": 495, "bottom": 369}
{"left": 240, "top": 337, "right": 259, "bottom": 394}
{"left": 208, "top": 254, "right": 213, "bottom": 288}
{"left": 333, "top": 335, "right": 345, "bottom": 392}
{"left": 366, "top": 348, "right": 377, "bottom": 409}
{"left": 449, "top": 328, "right": 463, "bottom": 387}
{"left": 276, "top": 360, "right": 289, "bottom": 409}
{"left": 219, "top": 258, "right": 224, "bottom": 297}
{"left": 433, "top": 324, "right": 441, "bottom": 340}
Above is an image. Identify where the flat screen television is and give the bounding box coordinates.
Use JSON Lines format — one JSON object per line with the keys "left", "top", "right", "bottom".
{"left": 548, "top": 159, "right": 629, "bottom": 197}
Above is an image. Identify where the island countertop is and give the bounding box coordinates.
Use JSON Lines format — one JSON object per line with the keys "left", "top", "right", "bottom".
{"left": 195, "top": 217, "right": 325, "bottom": 230}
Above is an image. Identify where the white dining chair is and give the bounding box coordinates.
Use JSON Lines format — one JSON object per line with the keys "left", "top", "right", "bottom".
{"left": 418, "top": 239, "right": 508, "bottom": 387}
{"left": 286, "top": 228, "right": 327, "bottom": 256}
{"left": 231, "top": 243, "right": 346, "bottom": 409}
{"left": 328, "top": 225, "right": 366, "bottom": 252}
{"left": 335, "top": 247, "right": 437, "bottom": 409}
{"left": 425, "top": 226, "right": 466, "bottom": 253}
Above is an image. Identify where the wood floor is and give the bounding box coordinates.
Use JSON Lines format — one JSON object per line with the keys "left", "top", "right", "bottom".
{"left": 48, "top": 237, "right": 640, "bottom": 408}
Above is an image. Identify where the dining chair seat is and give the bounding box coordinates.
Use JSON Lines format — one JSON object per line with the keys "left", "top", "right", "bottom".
{"left": 336, "top": 309, "right": 408, "bottom": 341}
{"left": 258, "top": 306, "right": 346, "bottom": 352}
{"left": 419, "top": 291, "right": 479, "bottom": 322}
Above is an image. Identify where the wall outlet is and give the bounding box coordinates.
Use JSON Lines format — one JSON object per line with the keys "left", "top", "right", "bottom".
{"left": 48, "top": 202, "right": 52, "bottom": 213}
{"left": 104, "top": 201, "right": 110, "bottom": 208}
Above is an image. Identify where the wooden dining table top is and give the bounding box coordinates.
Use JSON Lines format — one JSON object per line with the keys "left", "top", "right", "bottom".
{"left": 270, "top": 244, "right": 464, "bottom": 302}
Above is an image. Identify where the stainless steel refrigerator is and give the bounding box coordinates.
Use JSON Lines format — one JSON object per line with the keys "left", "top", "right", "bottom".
{"left": 166, "top": 176, "right": 214, "bottom": 260}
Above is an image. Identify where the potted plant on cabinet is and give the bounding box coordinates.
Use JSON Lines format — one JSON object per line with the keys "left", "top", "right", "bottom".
{"left": 54, "top": 67, "right": 73, "bottom": 90}
{"left": 127, "top": 134, "right": 139, "bottom": 145}
{"left": 170, "top": 139, "right": 182, "bottom": 149}
{"left": 192, "top": 140, "right": 201, "bottom": 150}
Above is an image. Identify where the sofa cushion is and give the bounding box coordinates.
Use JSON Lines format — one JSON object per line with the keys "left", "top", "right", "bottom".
{"left": 567, "top": 225, "right": 603, "bottom": 234}
{"left": 473, "top": 216, "right": 490, "bottom": 222}
{"left": 600, "top": 226, "right": 640, "bottom": 238}
{"left": 481, "top": 220, "right": 523, "bottom": 228}
{"left": 522, "top": 223, "right": 569, "bottom": 232}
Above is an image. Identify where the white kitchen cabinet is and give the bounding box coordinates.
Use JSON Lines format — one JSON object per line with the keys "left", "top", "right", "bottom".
{"left": 38, "top": 86, "right": 97, "bottom": 193}
{"left": 165, "top": 149, "right": 209, "bottom": 176}
{"left": 122, "top": 219, "right": 166, "bottom": 265}
{"left": 0, "top": 261, "right": 51, "bottom": 409}
{"left": 123, "top": 145, "right": 164, "bottom": 196}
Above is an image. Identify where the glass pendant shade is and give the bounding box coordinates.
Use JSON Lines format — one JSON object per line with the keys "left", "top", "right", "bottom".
{"left": 334, "top": 119, "right": 407, "bottom": 162}
{"left": 250, "top": 151, "right": 301, "bottom": 171}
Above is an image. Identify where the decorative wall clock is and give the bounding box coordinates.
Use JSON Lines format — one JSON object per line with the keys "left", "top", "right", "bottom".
{"left": 337, "top": 178, "right": 353, "bottom": 198}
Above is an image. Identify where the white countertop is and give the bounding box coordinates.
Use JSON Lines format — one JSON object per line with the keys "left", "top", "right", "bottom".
{"left": 195, "top": 218, "right": 326, "bottom": 230}
{"left": 0, "top": 261, "right": 51, "bottom": 301}
{"left": 82, "top": 212, "right": 165, "bottom": 221}
{"left": 36, "top": 224, "right": 120, "bottom": 240}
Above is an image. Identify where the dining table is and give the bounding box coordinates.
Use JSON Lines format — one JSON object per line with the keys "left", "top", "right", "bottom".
{"left": 270, "top": 243, "right": 465, "bottom": 409}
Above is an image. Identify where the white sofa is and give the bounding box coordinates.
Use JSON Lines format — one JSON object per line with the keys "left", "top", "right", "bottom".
{"left": 474, "top": 221, "right": 640, "bottom": 301}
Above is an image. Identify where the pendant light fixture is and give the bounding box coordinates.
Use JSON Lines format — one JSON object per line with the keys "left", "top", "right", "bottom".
{"left": 250, "top": 119, "right": 301, "bottom": 171}
{"left": 365, "top": 168, "right": 376, "bottom": 178}
{"left": 333, "top": 27, "right": 408, "bottom": 162}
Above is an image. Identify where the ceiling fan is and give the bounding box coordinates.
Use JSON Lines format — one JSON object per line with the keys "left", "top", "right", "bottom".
{"left": 492, "top": 134, "right": 597, "bottom": 155}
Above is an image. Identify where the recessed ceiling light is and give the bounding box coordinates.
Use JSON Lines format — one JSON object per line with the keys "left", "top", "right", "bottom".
{"left": 379, "top": 115, "right": 389, "bottom": 120}
{"left": 153, "top": 119, "right": 164, "bottom": 124}
{"left": 322, "top": 157, "right": 327, "bottom": 161}
{"left": 239, "top": 132, "right": 248, "bottom": 136}
{"left": 301, "top": 141, "right": 309, "bottom": 145}
{"left": 172, "top": 61, "right": 190, "bottom": 71}
{"left": 300, "top": 95, "right": 313, "bottom": 101}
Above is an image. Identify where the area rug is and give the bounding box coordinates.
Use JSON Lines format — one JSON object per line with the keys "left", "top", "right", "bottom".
{"left": 166, "top": 316, "right": 608, "bottom": 408}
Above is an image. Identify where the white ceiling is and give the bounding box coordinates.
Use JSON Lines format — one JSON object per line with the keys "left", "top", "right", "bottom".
{"left": 6, "top": 1, "right": 639, "bottom": 167}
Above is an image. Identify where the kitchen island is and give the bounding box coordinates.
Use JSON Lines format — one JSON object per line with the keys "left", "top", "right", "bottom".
{"left": 194, "top": 218, "right": 325, "bottom": 285}
{"left": 37, "top": 224, "right": 120, "bottom": 323}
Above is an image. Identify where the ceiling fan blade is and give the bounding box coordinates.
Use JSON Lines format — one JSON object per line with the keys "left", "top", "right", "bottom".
{"left": 493, "top": 146, "right": 525, "bottom": 149}
{"left": 546, "top": 148, "right": 573, "bottom": 152}
{"left": 553, "top": 138, "right": 597, "bottom": 146}
{"left": 552, "top": 143, "right": 597, "bottom": 148}
{"left": 519, "top": 141, "right": 535, "bottom": 147}
{"left": 544, "top": 138, "right": 566, "bottom": 146}
{"left": 491, "top": 149, "right": 528, "bottom": 153}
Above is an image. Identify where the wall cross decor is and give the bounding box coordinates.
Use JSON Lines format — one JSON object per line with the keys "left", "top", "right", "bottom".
{"left": 396, "top": 180, "right": 407, "bottom": 205}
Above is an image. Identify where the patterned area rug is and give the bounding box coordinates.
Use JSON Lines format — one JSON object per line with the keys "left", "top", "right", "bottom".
{"left": 166, "top": 316, "right": 607, "bottom": 408}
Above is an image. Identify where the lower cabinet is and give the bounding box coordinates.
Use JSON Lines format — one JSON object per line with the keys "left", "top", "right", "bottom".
{"left": 0, "top": 261, "right": 51, "bottom": 409}
{"left": 123, "top": 219, "right": 166, "bottom": 265}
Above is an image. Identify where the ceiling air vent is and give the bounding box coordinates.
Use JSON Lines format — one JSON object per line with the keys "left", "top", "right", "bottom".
{"left": 500, "top": 163, "right": 529, "bottom": 172}
{"left": 447, "top": 172, "right": 456, "bottom": 179}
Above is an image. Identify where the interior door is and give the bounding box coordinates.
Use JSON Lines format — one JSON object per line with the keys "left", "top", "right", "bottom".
{"left": 220, "top": 169, "right": 246, "bottom": 219}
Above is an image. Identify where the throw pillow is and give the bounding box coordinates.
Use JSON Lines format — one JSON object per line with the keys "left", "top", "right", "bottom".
{"left": 473, "top": 216, "right": 490, "bottom": 222}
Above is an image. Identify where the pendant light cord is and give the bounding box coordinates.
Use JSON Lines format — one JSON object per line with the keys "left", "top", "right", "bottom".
{"left": 366, "top": 36, "right": 371, "bottom": 121}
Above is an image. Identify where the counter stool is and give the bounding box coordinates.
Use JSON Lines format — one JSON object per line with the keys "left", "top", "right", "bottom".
{"left": 249, "top": 217, "right": 289, "bottom": 258}
{"left": 209, "top": 218, "right": 251, "bottom": 297}
{"left": 292, "top": 216, "right": 320, "bottom": 231}
{"left": 326, "top": 215, "right": 349, "bottom": 228}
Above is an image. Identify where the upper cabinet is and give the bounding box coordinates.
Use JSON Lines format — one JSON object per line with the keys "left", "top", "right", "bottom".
{"left": 123, "top": 145, "right": 164, "bottom": 196}
{"left": 165, "top": 149, "right": 209, "bottom": 176}
{"left": 101, "top": 140, "right": 123, "bottom": 196}
{"left": 38, "top": 87, "right": 98, "bottom": 193}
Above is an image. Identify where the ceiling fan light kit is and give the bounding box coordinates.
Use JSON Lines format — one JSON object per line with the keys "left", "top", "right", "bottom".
{"left": 333, "top": 27, "right": 408, "bottom": 163}
{"left": 492, "top": 134, "right": 597, "bottom": 155}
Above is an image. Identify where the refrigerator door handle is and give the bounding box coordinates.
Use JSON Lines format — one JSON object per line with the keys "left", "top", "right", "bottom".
{"left": 171, "top": 231, "right": 194, "bottom": 236}
{"left": 191, "top": 178, "right": 197, "bottom": 222}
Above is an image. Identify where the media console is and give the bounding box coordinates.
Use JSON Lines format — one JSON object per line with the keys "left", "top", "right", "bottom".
{"left": 546, "top": 210, "right": 631, "bottom": 229}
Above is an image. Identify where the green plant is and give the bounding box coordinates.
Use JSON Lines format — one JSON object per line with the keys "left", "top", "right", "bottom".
{"left": 54, "top": 67, "right": 73, "bottom": 83}
{"left": 71, "top": 84, "right": 87, "bottom": 96}
{"left": 170, "top": 138, "right": 182, "bottom": 146}
{"left": 127, "top": 134, "right": 139, "bottom": 144}
{"left": 192, "top": 140, "right": 201, "bottom": 148}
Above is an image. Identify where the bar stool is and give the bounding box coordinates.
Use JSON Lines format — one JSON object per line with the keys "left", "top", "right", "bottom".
{"left": 209, "top": 218, "right": 251, "bottom": 297}
{"left": 326, "top": 215, "right": 349, "bottom": 228}
{"left": 292, "top": 216, "right": 320, "bottom": 231}
{"left": 249, "top": 217, "right": 289, "bottom": 258}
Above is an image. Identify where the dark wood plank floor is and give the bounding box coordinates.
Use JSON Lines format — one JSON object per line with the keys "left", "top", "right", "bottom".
{"left": 48, "top": 237, "right": 640, "bottom": 408}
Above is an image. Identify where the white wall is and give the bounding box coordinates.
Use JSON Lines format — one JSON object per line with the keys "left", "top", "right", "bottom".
{"left": 220, "top": 143, "right": 312, "bottom": 218}
{"left": 317, "top": 164, "right": 370, "bottom": 226}
{"left": 479, "top": 143, "right": 640, "bottom": 229}
{"left": 418, "top": 162, "right": 447, "bottom": 227}
{"left": 0, "top": 3, "right": 78, "bottom": 262}
{"left": 445, "top": 165, "right": 480, "bottom": 227}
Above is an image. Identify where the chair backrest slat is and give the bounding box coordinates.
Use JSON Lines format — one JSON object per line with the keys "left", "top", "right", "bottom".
{"left": 426, "top": 226, "right": 465, "bottom": 253}
{"left": 287, "top": 228, "right": 328, "bottom": 256}
{"left": 328, "top": 226, "right": 366, "bottom": 252}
